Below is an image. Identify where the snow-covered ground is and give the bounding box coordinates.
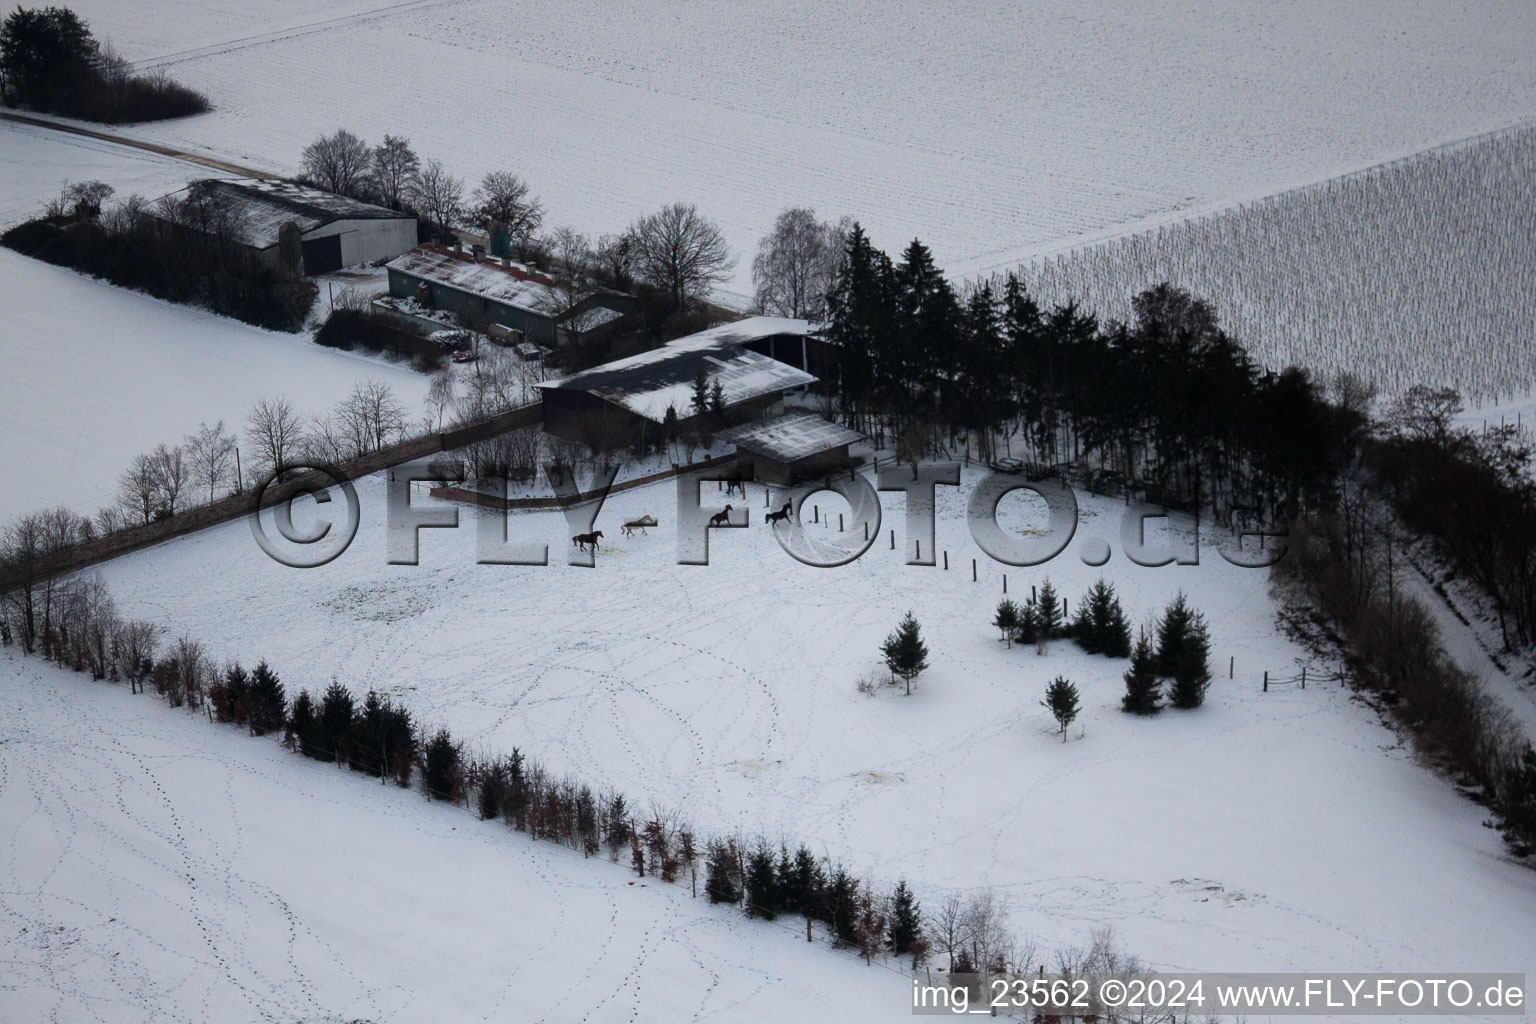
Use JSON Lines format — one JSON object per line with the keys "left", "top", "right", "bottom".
{"left": 0, "top": 123, "right": 433, "bottom": 524}
{"left": 88, "top": 467, "right": 1536, "bottom": 980}
{"left": 0, "top": 650, "right": 911, "bottom": 1023}
{"left": 61, "top": 0, "right": 1536, "bottom": 295}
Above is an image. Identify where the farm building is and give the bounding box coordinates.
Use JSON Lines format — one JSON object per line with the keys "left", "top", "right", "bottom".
{"left": 728, "top": 411, "right": 863, "bottom": 485}
{"left": 536, "top": 317, "right": 818, "bottom": 448}
{"left": 385, "top": 246, "right": 636, "bottom": 348}
{"left": 151, "top": 178, "right": 417, "bottom": 275}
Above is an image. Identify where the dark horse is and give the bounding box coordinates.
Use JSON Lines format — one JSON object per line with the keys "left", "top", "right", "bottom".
{"left": 572, "top": 530, "right": 603, "bottom": 551}
{"left": 765, "top": 501, "right": 793, "bottom": 526}
{"left": 724, "top": 473, "right": 747, "bottom": 498}
{"left": 708, "top": 504, "right": 733, "bottom": 528}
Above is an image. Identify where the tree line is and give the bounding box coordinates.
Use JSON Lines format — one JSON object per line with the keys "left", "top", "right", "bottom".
{"left": 1, "top": 180, "right": 316, "bottom": 331}
{"left": 1272, "top": 389, "right": 1536, "bottom": 858}
{"left": 821, "top": 227, "right": 1361, "bottom": 524}
{"left": 0, "top": 5, "right": 208, "bottom": 122}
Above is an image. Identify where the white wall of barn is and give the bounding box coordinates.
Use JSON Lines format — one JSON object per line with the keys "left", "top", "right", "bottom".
{"left": 302, "top": 217, "right": 417, "bottom": 268}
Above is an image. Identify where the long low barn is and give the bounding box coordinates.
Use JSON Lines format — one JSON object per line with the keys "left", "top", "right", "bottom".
{"left": 386, "top": 246, "right": 636, "bottom": 347}
{"left": 536, "top": 317, "right": 817, "bottom": 448}
{"left": 152, "top": 178, "right": 418, "bottom": 275}
{"left": 728, "top": 411, "right": 864, "bottom": 485}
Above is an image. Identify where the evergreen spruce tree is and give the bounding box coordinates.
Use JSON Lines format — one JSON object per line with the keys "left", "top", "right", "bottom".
{"left": 782, "top": 844, "right": 826, "bottom": 922}
{"left": 423, "top": 727, "right": 461, "bottom": 801}
{"left": 690, "top": 368, "right": 710, "bottom": 417}
{"left": 478, "top": 761, "right": 503, "bottom": 820}
{"left": 993, "top": 598, "right": 1020, "bottom": 647}
{"left": 352, "top": 690, "right": 385, "bottom": 774}
{"left": 381, "top": 701, "right": 415, "bottom": 787}
{"left": 1042, "top": 675, "right": 1080, "bottom": 742}
{"left": 575, "top": 786, "right": 599, "bottom": 857}
{"left": 1496, "top": 746, "right": 1536, "bottom": 856}
{"left": 708, "top": 379, "right": 727, "bottom": 423}
{"left": 744, "top": 844, "right": 781, "bottom": 919}
{"left": 604, "top": 794, "right": 629, "bottom": 860}
{"left": 221, "top": 663, "right": 250, "bottom": 724}
{"left": 1168, "top": 608, "right": 1212, "bottom": 709}
{"left": 1101, "top": 590, "right": 1133, "bottom": 658}
{"left": 704, "top": 841, "right": 741, "bottom": 904}
{"left": 888, "top": 879, "right": 921, "bottom": 956}
{"left": 1035, "top": 578, "right": 1063, "bottom": 639}
{"left": 1072, "top": 579, "right": 1132, "bottom": 657}
{"left": 825, "top": 867, "right": 860, "bottom": 946}
{"left": 317, "top": 680, "right": 354, "bottom": 763}
{"left": 1012, "top": 599, "right": 1039, "bottom": 649}
{"left": 881, "top": 610, "right": 929, "bottom": 695}
{"left": 288, "top": 693, "right": 317, "bottom": 758}
{"left": 1156, "top": 591, "right": 1195, "bottom": 677}
{"left": 1120, "top": 629, "right": 1162, "bottom": 715}
{"left": 247, "top": 660, "right": 285, "bottom": 737}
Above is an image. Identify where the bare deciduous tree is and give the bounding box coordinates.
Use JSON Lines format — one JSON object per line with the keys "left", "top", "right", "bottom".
{"left": 627, "top": 203, "right": 736, "bottom": 311}
{"left": 150, "top": 443, "right": 189, "bottom": 516}
{"left": 117, "top": 452, "right": 161, "bottom": 525}
{"left": 416, "top": 158, "right": 464, "bottom": 237}
{"left": 370, "top": 133, "right": 420, "bottom": 211}
{"left": 341, "top": 379, "right": 406, "bottom": 454}
{"left": 752, "top": 207, "right": 848, "bottom": 319}
{"left": 300, "top": 129, "right": 371, "bottom": 197}
{"left": 185, "top": 420, "right": 236, "bottom": 502}
{"left": 426, "top": 371, "right": 456, "bottom": 431}
{"left": 471, "top": 170, "right": 544, "bottom": 252}
{"left": 246, "top": 396, "right": 302, "bottom": 478}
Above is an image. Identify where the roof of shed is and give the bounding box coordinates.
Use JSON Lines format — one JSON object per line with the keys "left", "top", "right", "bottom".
{"left": 387, "top": 246, "right": 574, "bottom": 316}
{"left": 536, "top": 320, "right": 817, "bottom": 424}
{"left": 159, "top": 178, "right": 409, "bottom": 249}
{"left": 727, "top": 412, "right": 864, "bottom": 462}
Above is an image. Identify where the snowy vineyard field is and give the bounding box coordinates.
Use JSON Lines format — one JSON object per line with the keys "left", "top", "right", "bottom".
{"left": 1007, "top": 124, "right": 1536, "bottom": 401}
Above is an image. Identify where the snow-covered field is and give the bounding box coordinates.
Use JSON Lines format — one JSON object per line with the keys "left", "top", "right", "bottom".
{"left": 0, "top": 123, "right": 432, "bottom": 524}
{"left": 87, "top": 467, "right": 1536, "bottom": 981}
{"left": 60, "top": 0, "right": 1536, "bottom": 295}
{"left": 0, "top": 650, "right": 909, "bottom": 1023}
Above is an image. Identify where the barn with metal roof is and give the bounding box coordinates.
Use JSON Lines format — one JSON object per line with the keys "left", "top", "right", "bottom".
{"left": 535, "top": 317, "right": 818, "bottom": 447}
{"left": 152, "top": 178, "right": 417, "bottom": 275}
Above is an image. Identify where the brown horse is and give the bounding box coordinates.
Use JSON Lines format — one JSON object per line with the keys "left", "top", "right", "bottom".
{"left": 765, "top": 501, "right": 792, "bottom": 526}
{"left": 708, "top": 504, "right": 733, "bottom": 528}
{"left": 572, "top": 530, "right": 603, "bottom": 551}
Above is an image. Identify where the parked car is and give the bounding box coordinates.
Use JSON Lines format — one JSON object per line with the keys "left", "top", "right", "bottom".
{"left": 989, "top": 456, "right": 1024, "bottom": 474}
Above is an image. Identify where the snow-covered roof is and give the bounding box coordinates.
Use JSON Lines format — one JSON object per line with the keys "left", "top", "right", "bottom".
{"left": 387, "top": 246, "right": 566, "bottom": 316}
{"left": 559, "top": 304, "right": 626, "bottom": 334}
{"left": 158, "top": 178, "right": 410, "bottom": 250}
{"left": 728, "top": 412, "right": 864, "bottom": 463}
{"left": 537, "top": 319, "right": 817, "bottom": 424}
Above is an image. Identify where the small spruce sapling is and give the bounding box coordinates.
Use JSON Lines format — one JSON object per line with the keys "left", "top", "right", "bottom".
{"left": 1042, "top": 675, "right": 1080, "bottom": 742}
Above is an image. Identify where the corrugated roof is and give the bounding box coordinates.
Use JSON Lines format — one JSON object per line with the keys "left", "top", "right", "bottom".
{"left": 158, "top": 178, "right": 409, "bottom": 250}
{"left": 537, "top": 319, "right": 817, "bottom": 424}
{"left": 387, "top": 246, "right": 563, "bottom": 316}
{"left": 728, "top": 412, "right": 864, "bottom": 462}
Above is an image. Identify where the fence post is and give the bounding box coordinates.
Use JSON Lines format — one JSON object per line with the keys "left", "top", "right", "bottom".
{"left": 943, "top": 551, "right": 948, "bottom": 570}
{"left": 972, "top": 558, "right": 977, "bottom": 581}
{"left": 1229, "top": 655, "right": 1233, "bottom": 679}
{"left": 1301, "top": 667, "right": 1306, "bottom": 689}
{"left": 890, "top": 529, "right": 895, "bottom": 550}
{"left": 864, "top": 522, "right": 869, "bottom": 541}
{"left": 1003, "top": 574, "right": 1007, "bottom": 594}
{"left": 915, "top": 539, "right": 921, "bottom": 561}
{"left": 1263, "top": 671, "right": 1268, "bottom": 692}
